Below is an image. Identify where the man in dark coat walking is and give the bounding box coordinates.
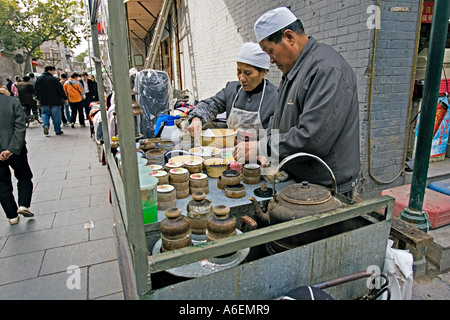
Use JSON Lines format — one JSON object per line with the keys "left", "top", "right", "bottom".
{"left": 0, "top": 81, "right": 35, "bottom": 224}
{"left": 35, "top": 66, "right": 68, "bottom": 136}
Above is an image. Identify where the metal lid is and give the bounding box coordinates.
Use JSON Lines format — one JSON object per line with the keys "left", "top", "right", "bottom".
{"left": 279, "top": 181, "right": 332, "bottom": 205}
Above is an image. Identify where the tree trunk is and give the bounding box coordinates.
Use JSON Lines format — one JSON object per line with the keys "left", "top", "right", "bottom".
{"left": 23, "top": 52, "right": 33, "bottom": 75}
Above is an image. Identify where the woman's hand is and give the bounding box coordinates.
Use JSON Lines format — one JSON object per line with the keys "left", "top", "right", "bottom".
{"left": 188, "top": 117, "right": 203, "bottom": 138}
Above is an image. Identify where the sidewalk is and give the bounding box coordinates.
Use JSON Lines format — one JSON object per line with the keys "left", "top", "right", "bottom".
{"left": 0, "top": 120, "right": 123, "bottom": 300}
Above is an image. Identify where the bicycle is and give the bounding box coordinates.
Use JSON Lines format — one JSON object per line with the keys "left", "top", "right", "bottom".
{"left": 23, "top": 104, "right": 42, "bottom": 128}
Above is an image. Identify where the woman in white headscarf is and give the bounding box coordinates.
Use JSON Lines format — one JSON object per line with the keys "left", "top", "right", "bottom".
{"left": 188, "top": 42, "right": 278, "bottom": 138}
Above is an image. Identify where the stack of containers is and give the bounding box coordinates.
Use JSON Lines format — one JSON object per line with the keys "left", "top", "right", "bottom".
{"left": 169, "top": 168, "right": 190, "bottom": 199}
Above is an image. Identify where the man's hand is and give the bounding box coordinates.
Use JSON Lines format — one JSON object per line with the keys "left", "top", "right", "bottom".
{"left": 0, "top": 150, "right": 13, "bottom": 161}
{"left": 235, "top": 140, "right": 259, "bottom": 164}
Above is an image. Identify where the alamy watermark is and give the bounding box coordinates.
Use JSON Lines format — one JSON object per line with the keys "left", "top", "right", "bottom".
{"left": 366, "top": 265, "right": 382, "bottom": 290}
{"left": 367, "top": 5, "right": 381, "bottom": 30}
{"left": 66, "top": 265, "right": 81, "bottom": 290}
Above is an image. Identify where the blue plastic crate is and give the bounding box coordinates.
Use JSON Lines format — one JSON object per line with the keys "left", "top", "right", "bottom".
{"left": 428, "top": 178, "right": 450, "bottom": 196}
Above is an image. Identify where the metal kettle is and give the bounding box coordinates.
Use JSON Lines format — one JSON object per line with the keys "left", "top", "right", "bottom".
{"left": 248, "top": 152, "right": 342, "bottom": 251}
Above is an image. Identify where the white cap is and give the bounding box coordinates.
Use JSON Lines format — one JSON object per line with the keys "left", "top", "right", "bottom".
{"left": 237, "top": 42, "right": 271, "bottom": 70}
{"left": 254, "top": 7, "right": 297, "bottom": 42}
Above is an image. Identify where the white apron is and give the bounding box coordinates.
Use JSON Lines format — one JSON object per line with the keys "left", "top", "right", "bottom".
{"left": 227, "top": 79, "right": 266, "bottom": 142}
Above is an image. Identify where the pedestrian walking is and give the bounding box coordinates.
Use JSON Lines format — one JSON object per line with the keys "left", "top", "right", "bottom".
{"left": 0, "top": 85, "right": 34, "bottom": 225}
{"left": 59, "top": 73, "right": 71, "bottom": 127}
{"left": 17, "top": 75, "right": 36, "bottom": 118}
{"left": 64, "top": 72, "right": 86, "bottom": 128}
{"left": 35, "top": 66, "right": 68, "bottom": 136}
{"left": 80, "top": 72, "right": 96, "bottom": 123}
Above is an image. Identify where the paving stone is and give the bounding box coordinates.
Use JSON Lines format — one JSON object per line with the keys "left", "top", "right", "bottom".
{"left": 30, "top": 195, "right": 91, "bottom": 215}
{"left": 66, "top": 167, "right": 109, "bottom": 179}
{"left": 0, "top": 213, "right": 55, "bottom": 237}
{"left": 60, "top": 183, "right": 109, "bottom": 199}
{"left": 89, "top": 218, "right": 115, "bottom": 241}
{"left": 39, "top": 238, "right": 117, "bottom": 275}
{"left": 90, "top": 192, "right": 111, "bottom": 207}
{"left": 0, "top": 224, "right": 88, "bottom": 258}
{"left": 52, "top": 204, "right": 114, "bottom": 228}
{"left": 32, "top": 172, "right": 67, "bottom": 183}
{"left": 88, "top": 261, "right": 123, "bottom": 299}
{"left": 42, "top": 163, "right": 91, "bottom": 175}
{"left": 91, "top": 174, "right": 111, "bottom": 185}
{"left": 0, "top": 268, "right": 87, "bottom": 300}
{"left": 30, "top": 189, "right": 63, "bottom": 204}
{"left": 0, "top": 251, "right": 44, "bottom": 285}
{"left": 34, "top": 177, "right": 91, "bottom": 193}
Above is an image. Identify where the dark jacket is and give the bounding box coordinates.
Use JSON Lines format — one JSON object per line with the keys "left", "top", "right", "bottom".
{"left": 35, "top": 72, "right": 67, "bottom": 106}
{"left": 0, "top": 93, "right": 26, "bottom": 155}
{"left": 259, "top": 37, "right": 360, "bottom": 193}
{"left": 189, "top": 80, "right": 278, "bottom": 129}
{"left": 80, "top": 78, "right": 98, "bottom": 101}
{"left": 17, "top": 82, "right": 35, "bottom": 106}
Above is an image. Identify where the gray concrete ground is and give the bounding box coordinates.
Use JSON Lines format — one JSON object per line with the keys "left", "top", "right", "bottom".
{"left": 0, "top": 117, "right": 448, "bottom": 300}
{"left": 0, "top": 120, "right": 123, "bottom": 300}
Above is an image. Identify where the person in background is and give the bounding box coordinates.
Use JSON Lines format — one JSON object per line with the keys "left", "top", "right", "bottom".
{"left": 6, "top": 78, "right": 13, "bottom": 96}
{"left": 188, "top": 42, "right": 278, "bottom": 142}
{"left": 17, "top": 75, "right": 36, "bottom": 118}
{"left": 35, "top": 66, "right": 68, "bottom": 136}
{"left": 238, "top": 7, "right": 361, "bottom": 200}
{"left": 89, "top": 75, "right": 99, "bottom": 103}
{"left": 28, "top": 73, "right": 36, "bottom": 88}
{"left": 79, "top": 72, "right": 97, "bottom": 123}
{"left": 0, "top": 82, "right": 34, "bottom": 225}
{"left": 64, "top": 72, "right": 86, "bottom": 128}
{"left": 59, "top": 73, "right": 71, "bottom": 127}
{"left": 10, "top": 76, "right": 20, "bottom": 98}
{"left": 0, "top": 78, "right": 11, "bottom": 96}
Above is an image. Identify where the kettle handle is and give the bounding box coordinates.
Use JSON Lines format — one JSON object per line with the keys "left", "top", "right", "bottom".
{"left": 272, "top": 152, "right": 338, "bottom": 198}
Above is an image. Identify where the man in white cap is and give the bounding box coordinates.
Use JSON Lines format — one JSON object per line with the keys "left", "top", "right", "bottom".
{"left": 188, "top": 42, "right": 278, "bottom": 139}
{"left": 238, "top": 7, "right": 360, "bottom": 200}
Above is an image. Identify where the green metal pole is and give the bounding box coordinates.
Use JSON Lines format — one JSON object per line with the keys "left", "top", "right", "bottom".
{"left": 401, "top": 0, "right": 450, "bottom": 232}
{"left": 106, "top": 0, "right": 149, "bottom": 296}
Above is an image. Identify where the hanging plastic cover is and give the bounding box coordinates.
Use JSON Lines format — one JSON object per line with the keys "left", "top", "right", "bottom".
{"left": 381, "top": 239, "right": 414, "bottom": 300}
{"left": 134, "top": 69, "right": 173, "bottom": 139}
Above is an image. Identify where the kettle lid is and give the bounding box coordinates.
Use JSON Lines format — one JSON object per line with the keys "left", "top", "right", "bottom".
{"left": 280, "top": 181, "right": 332, "bottom": 205}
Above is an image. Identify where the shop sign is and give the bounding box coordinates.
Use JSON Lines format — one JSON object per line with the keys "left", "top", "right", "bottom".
{"left": 422, "top": 1, "right": 434, "bottom": 24}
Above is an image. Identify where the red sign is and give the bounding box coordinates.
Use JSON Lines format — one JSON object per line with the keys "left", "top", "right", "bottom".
{"left": 422, "top": 1, "right": 434, "bottom": 23}
{"left": 97, "top": 22, "right": 105, "bottom": 35}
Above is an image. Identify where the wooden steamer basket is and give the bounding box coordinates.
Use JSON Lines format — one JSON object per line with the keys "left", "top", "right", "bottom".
{"left": 242, "top": 164, "right": 261, "bottom": 185}
{"left": 157, "top": 185, "right": 177, "bottom": 210}
{"left": 152, "top": 170, "right": 169, "bottom": 185}
{"left": 189, "top": 173, "right": 209, "bottom": 194}
{"left": 169, "top": 168, "right": 190, "bottom": 199}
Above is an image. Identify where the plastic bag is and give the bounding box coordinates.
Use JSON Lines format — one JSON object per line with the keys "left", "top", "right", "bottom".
{"left": 382, "top": 239, "right": 414, "bottom": 300}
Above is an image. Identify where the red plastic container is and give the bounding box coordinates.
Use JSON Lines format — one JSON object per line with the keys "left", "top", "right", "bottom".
{"left": 381, "top": 184, "right": 450, "bottom": 229}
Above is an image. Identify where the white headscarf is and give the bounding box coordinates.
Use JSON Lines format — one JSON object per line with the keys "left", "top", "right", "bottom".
{"left": 236, "top": 42, "right": 271, "bottom": 70}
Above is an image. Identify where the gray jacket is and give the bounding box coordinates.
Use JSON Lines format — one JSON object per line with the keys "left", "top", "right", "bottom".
{"left": 0, "top": 94, "right": 26, "bottom": 155}
{"left": 260, "top": 37, "right": 360, "bottom": 193}
{"left": 189, "top": 80, "right": 278, "bottom": 129}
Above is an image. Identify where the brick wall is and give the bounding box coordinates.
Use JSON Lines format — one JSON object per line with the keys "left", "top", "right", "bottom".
{"left": 177, "top": 0, "right": 420, "bottom": 198}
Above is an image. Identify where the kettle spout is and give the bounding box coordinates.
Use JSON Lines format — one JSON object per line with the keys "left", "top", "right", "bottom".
{"left": 248, "top": 197, "right": 269, "bottom": 226}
